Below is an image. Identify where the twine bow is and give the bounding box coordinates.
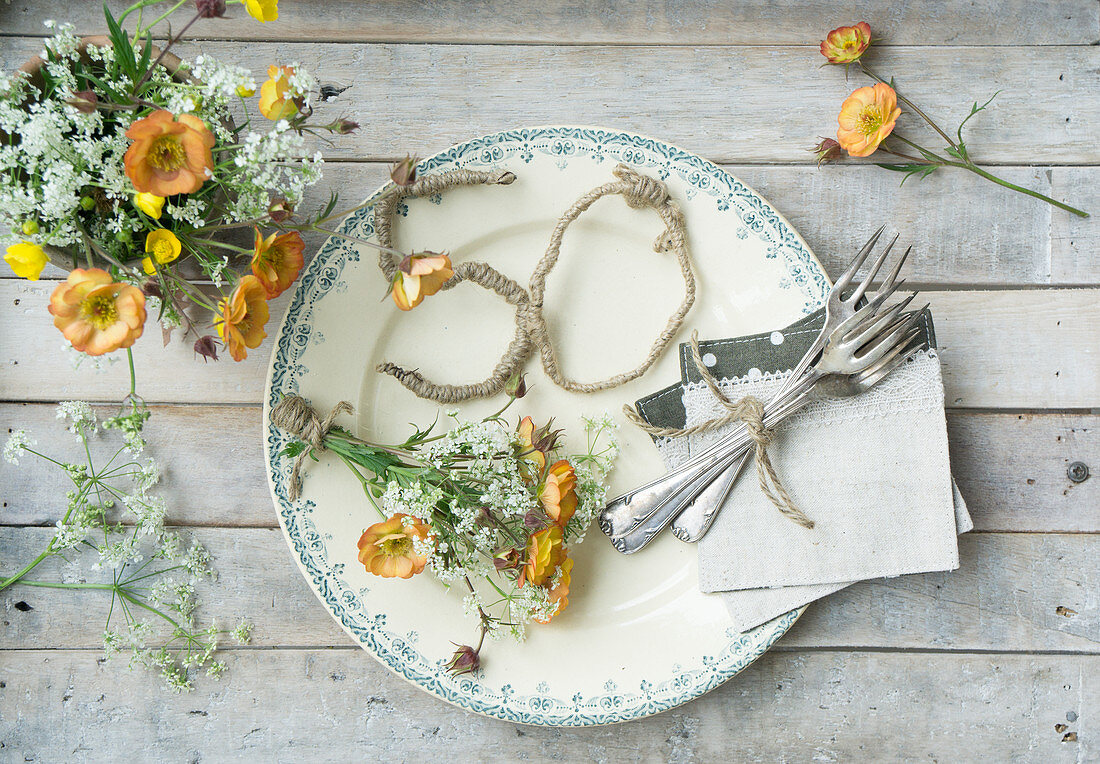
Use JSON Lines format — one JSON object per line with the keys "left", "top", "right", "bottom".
{"left": 624, "top": 331, "right": 814, "bottom": 529}
{"left": 271, "top": 395, "right": 353, "bottom": 501}
{"left": 374, "top": 164, "right": 695, "bottom": 403}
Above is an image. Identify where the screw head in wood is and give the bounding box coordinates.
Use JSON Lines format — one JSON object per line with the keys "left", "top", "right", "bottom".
{"left": 1067, "top": 461, "right": 1089, "bottom": 483}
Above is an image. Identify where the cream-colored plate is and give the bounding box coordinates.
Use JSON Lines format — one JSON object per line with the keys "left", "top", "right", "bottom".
{"left": 263, "top": 127, "right": 828, "bottom": 725}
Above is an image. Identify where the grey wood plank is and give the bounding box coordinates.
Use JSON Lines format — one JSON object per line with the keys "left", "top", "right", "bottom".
{"left": 2, "top": 406, "right": 1095, "bottom": 532}
{"left": 1, "top": 38, "right": 1097, "bottom": 163}
{"left": 4, "top": 284, "right": 1096, "bottom": 407}
{"left": 2, "top": 0, "right": 1097, "bottom": 45}
{"left": 0, "top": 648, "right": 1094, "bottom": 760}
{"left": 2, "top": 527, "right": 1097, "bottom": 652}
{"left": 12, "top": 162, "right": 1100, "bottom": 286}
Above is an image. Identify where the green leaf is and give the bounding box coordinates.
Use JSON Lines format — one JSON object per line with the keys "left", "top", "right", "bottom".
{"left": 281, "top": 441, "right": 308, "bottom": 458}
{"left": 103, "top": 4, "right": 137, "bottom": 79}
{"left": 956, "top": 90, "right": 1001, "bottom": 147}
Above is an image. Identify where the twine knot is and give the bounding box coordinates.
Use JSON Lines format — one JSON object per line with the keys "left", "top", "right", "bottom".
{"left": 624, "top": 331, "right": 814, "bottom": 530}
{"left": 613, "top": 164, "right": 670, "bottom": 209}
{"left": 374, "top": 164, "right": 695, "bottom": 402}
{"left": 271, "top": 395, "right": 353, "bottom": 501}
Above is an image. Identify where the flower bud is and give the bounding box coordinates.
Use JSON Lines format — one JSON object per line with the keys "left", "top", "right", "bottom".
{"left": 523, "top": 509, "right": 551, "bottom": 531}
{"left": 194, "top": 0, "right": 227, "bottom": 18}
{"left": 66, "top": 90, "right": 98, "bottom": 114}
{"left": 21, "top": 220, "right": 39, "bottom": 236}
{"left": 504, "top": 373, "right": 527, "bottom": 399}
{"left": 268, "top": 198, "right": 294, "bottom": 222}
{"left": 193, "top": 335, "right": 220, "bottom": 362}
{"left": 810, "top": 137, "right": 843, "bottom": 166}
{"left": 333, "top": 117, "right": 359, "bottom": 135}
{"left": 493, "top": 547, "right": 522, "bottom": 571}
{"left": 444, "top": 644, "right": 480, "bottom": 676}
{"left": 79, "top": 196, "right": 96, "bottom": 211}
{"left": 390, "top": 155, "right": 419, "bottom": 187}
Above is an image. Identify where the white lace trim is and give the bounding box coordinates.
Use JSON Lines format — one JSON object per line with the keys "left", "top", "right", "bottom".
{"left": 656, "top": 349, "right": 944, "bottom": 467}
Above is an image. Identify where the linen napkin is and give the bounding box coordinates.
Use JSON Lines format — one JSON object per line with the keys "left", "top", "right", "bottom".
{"left": 634, "top": 310, "right": 971, "bottom": 632}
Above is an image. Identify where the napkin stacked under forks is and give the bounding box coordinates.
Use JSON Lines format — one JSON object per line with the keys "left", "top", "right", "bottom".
{"left": 634, "top": 308, "right": 970, "bottom": 632}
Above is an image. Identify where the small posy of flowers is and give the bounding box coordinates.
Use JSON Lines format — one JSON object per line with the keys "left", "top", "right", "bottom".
{"left": 0, "top": 1, "right": 420, "bottom": 364}
{"left": 2, "top": 392, "right": 251, "bottom": 692}
{"left": 277, "top": 377, "right": 619, "bottom": 674}
{"left": 811, "top": 22, "right": 1088, "bottom": 217}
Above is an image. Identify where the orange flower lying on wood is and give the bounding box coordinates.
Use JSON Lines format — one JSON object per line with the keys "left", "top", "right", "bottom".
{"left": 836, "top": 83, "right": 902, "bottom": 157}
{"left": 214, "top": 275, "right": 270, "bottom": 362}
{"left": 820, "top": 22, "right": 872, "bottom": 64}
{"left": 48, "top": 268, "right": 146, "bottom": 356}
{"left": 390, "top": 251, "right": 453, "bottom": 310}
{"left": 357, "top": 514, "right": 430, "bottom": 579}
{"left": 124, "top": 110, "right": 215, "bottom": 196}
{"left": 539, "top": 459, "right": 578, "bottom": 527}
{"left": 251, "top": 229, "right": 305, "bottom": 298}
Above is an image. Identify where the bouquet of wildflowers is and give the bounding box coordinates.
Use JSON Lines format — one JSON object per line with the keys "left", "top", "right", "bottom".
{"left": 273, "top": 381, "right": 619, "bottom": 674}
{"left": 0, "top": 0, "right": 376, "bottom": 362}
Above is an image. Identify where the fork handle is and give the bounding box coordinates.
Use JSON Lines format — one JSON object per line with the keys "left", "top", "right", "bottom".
{"left": 670, "top": 450, "right": 752, "bottom": 542}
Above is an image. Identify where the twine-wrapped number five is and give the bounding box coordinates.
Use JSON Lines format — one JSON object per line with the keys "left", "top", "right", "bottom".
{"left": 374, "top": 164, "right": 696, "bottom": 403}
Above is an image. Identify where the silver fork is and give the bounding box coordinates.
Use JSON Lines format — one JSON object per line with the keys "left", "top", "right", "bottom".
{"left": 602, "top": 298, "right": 927, "bottom": 553}
{"left": 598, "top": 229, "right": 909, "bottom": 543}
{"left": 671, "top": 232, "right": 912, "bottom": 542}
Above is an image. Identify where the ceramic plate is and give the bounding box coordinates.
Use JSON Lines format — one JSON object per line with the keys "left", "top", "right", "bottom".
{"left": 263, "top": 127, "right": 828, "bottom": 726}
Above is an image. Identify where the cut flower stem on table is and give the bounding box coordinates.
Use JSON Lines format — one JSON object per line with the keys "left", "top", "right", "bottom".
{"left": 1, "top": 349, "right": 251, "bottom": 692}
{"left": 816, "top": 22, "right": 1089, "bottom": 218}
{"left": 273, "top": 378, "right": 619, "bottom": 674}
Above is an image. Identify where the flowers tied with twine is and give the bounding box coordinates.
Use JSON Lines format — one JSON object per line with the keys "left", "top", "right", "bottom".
{"left": 625, "top": 331, "right": 814, "bottom": 529}
{"left": 374, "top": 164, "right": 696, "bottom": 403}
{"left": 270, "top": 392, "right": 619, "bottom": 671}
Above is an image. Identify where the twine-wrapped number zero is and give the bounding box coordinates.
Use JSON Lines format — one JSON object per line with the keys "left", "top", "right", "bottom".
{"left": 374, "top": 164, "right": 696, "bottom": 403}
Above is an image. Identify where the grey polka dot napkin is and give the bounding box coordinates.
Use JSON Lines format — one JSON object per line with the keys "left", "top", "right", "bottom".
{"left": 633, "top": 309, "right": 971, "bottom": 633}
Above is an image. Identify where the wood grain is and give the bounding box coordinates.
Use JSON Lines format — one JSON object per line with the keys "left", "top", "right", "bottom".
{"left": 2, "top": 1, "right": 1097, "bottom": 45}
{"left": 10, "top": 162, "right": 1100, "bottom": 286}
{"left": 4, "top": 284, "right": 1097, "bottom": 407}
{"left": 2, "top": 527, "right": 1097, "bottom": 652}
{"left": 0, "top": 648, "right": 1094, "bottom": 760}
{"left": 1, "top": 38, "right": 1097, "bottom": 164}
{"left": 2, "top": 406, "right": 1095, "bottom": 532}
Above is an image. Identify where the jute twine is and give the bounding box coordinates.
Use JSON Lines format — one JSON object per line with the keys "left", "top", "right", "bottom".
{"left": 271, "top": 394, "right": 352, "bottom": 501}
{"left": 624, "top": 332, "right": 814, "bottom": 529}
{"left": 374, "top": 164, "right": 696, "bottom": 403}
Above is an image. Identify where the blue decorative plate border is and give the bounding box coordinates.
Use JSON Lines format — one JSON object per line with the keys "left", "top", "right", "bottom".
{"left": 264, "top": 127, "right": 826, "bottom": 726}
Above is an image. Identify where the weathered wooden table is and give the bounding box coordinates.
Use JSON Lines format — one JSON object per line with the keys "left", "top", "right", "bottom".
{"left": 1, "top": 1, "right": 1097, "bottom": 759}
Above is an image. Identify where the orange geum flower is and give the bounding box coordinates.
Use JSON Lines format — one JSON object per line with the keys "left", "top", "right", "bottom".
{"left": 123, "top": 110, "right": 215, "bottom": 196}
{"left": 357, "top": 514, "right": 430, "bottom": 579}
{"left": 390, "top": 251, "right": 453, "bottom": 311}
{"left": 836, "top": 83, "right": 902, "bottom": 158}
{"left": 251, "top": 228, "right": 305, "bottom": 298}
{"left": 518, "top": 525, "right": 563, "bottom": 588}
{"left": 258, "top": 65, "right": 301, "bottom": 121}
{"left": 539, "top": 459, "right": 578, "bottom": 527}
{"left": 533, "top": 553, "right": 574, "bottom": 624}
{"left": 214, "top": 275, "right": 270, "bottom": 362}
{"left": 48, "top": 268, "right": 146, "bottom": 356}
{"left": 820, "top": 22, "right": 872, "bottom": 64}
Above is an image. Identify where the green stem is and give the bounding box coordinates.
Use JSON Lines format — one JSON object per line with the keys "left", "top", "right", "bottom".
{"left": 950, "top": 162, "right": 1089, "bottom": 218}
{"left": 0, "top": 550, "right": 54, "bottom": 591}
{"left": 860, "top": 63, "right": 957, "bottom": 148}
{"left": 126, "top": 348, "right": 137, "bottom": 399}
